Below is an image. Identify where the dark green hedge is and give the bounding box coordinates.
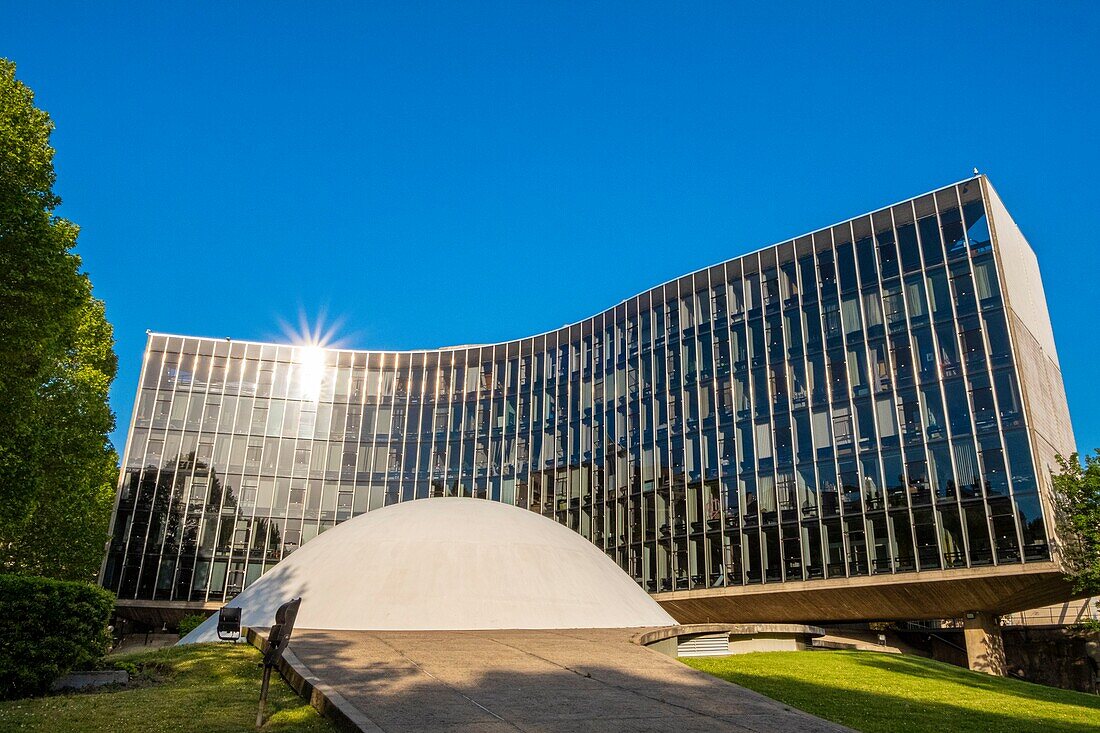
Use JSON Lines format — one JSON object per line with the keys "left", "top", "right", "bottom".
{"left": 0, "top": 574, "right": 114, "bottom": 698}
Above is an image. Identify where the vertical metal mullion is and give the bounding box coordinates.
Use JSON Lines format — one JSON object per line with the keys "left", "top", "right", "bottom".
{"left": 151, "top": 352, "right": 191, "bottom": 588}
{"left": 689, "top": 276, "right": 707, "bottom": 588}
{"left": 520, "top": 340, "right": 534, "bottom": 510}
{"left": 643, "top": 302, "right": 653, "bottom": 580}
{"left": 288, "top": 356, "right": 305, "bottom": 535}
{"left": 170, "top": 342, "right": 215, "bottom": 599}
{"left": 468, "top": 348, "right": 482, "bottom": 499}
{"left": 717, "top": 263, "right": 740, "bottom": 586}
{"left": 423, "top": 350, "right": 440, "bottom": 499}
{"left": 733, "top": 265, "right": 753, "bottom": 586}
{"left": 863, "top": 224, "right": 902, "bottom": 573}
{"left": 561, "top": 329, "right": 570, "bottom": 516}
{"left": 441, "top": 350, "right": 456, "bottom": 497}
{"left": 800, "top": 240, "right": 830, "bottom": 580}
{"left": 849, "top": 221, "right": 895, "bottom": 577}
{"left": 334, "top": 356, "right": 350, "bottom": 515}
{"left": 641, "top": 299, "right": 657, "bottom": 586}
{"left": 404, "top": 356, "right": 421, "bottom": 501}
{"left": 533, "top": 336, "right": 546, "bottom": 513}
{"left": 909, "top": 197, "right": 966, "bottom": 570}
{"left": 195, "top": 343, "right": 228, "bottom": 602}
{"left": 184, "top": 342, "right": 222, "bottom": 597}
{"left": 899, "top": 201, "right": 946, "bottom": 571}
{"left": 363, "top": 353, "right": 383, "bottom": 508}
{"left": 654, "top": 285, "right": 668, "bottom": 588}
{"left": 921, "top": 196, "right": 974, "bottom": 568}
{"left": 971, "top": 179, "right": 1029, "bottom": 563}
{"left": 237, "top": 350, "right": 267, "bottom": 591}
{"left": 588, "top": 321, "right": 600, "bottom": 543}
{"left": 205, "top": 342, "right": 248, "bottom": 601}
{"left": 150, "top": 343, "right": 201, "bottom": 599}
{"left": 774, "top": 249, "right": 802, "bottom": 582}
{"left": 832, "top": 228, "right": 862, "bottom": 577}
{"left": 785, "top": 249, "right": 815, "bottom": 580}
{"left": 705, "top": 272, "right": 722, "bottom": 586}
{"left": 421, "top": 353, "right": 436, "bottom": 500}
{"left": 616, "top": 310, "right": 624, "bottom": 550}
{"left": 739, "top": 258, "right": 765, "bottom": 583}
{"left": 455, "top": 351, "right": 470, "bottom": 497}
{"left": 383, "top": 353, "right": 399, "bottom": 503}
{"left": 672, "top": 283, "right": 687, "bottom": 587}
{"left": 847, "top": 219, "right": 879, "bottom": 546}
{"left": 497, "top": 347, "right": 510, "bottom": 504}
{"left": 548, "top": 331, "right": 559, "bottom": 515}
{"left": 282, "top": 358, "right": 302, "bottom": 554}
{"left": 493, "top": 344, "right": 506, "bottom": 502}
{"left": 755, "top": 258, "right": 781, "bottom": 583}
{"left": 943, "top": 184, "right": 996, "bottom": 567}
{"left": 355, "top": 351, "right": 372, "bottom": 509}
{"left": 883, "top": 207, "right": 924, "bottom": 575}
{"left": 401, "top": 354, "right": 417, "bottom": 501}
{"left": 439, "top": 350, "right": 453, "bottom": 497}
{"left": 820, "top": 230, "right": 851, "bottom": 579}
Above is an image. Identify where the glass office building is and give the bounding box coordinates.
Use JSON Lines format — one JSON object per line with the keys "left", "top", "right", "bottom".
{"left": 102, "top": 176, "right": 1075, "bottom": 624}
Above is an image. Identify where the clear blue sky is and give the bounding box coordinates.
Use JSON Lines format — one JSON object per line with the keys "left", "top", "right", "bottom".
{"left": 3, "top": 3, "right": 1098, "bottom": 454}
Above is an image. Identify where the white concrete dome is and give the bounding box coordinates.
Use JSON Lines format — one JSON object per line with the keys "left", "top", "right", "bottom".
{"left": 180, "top": 497, "right": 675, "bottom": 643}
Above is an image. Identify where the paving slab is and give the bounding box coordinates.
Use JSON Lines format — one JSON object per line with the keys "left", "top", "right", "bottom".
{"left": 280, "top": 628, "right": 853, "bottom": 732}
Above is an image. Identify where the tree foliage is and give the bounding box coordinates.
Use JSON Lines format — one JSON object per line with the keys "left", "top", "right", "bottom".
{"left": 1052, "top": 452, "right": 1100, "bottom": 596}
{"left": 0, "top": 58, "right": 118, "bottom": 581}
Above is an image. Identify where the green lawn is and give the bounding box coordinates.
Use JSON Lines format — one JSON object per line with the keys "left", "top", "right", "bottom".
{"left": 0, "top": 643, "right": 336, "bottom": 733}
{"left": 685, "top": 650, "right": 1100, "bottom": 733}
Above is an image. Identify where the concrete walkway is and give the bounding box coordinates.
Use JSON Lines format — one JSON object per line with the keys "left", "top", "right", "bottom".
{"left": 282, "top": 628, "right": 853, "bottom": 732}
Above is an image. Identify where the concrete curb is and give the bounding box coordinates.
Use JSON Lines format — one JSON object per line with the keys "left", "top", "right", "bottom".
{"left": 246, "top": 628, "right": 381, "bottom": 732}
{"left": 50, "top": 669, "right": 129, "bottom": 691}
{"left": 632, "top": 623, "right": 826, "bottom": 646}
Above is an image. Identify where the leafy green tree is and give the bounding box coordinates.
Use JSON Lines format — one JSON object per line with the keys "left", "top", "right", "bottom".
{"left": 0, "top": 58, "right": 118, "bottom": 581}
{"left": 1052, "top": 452, "right": 1100, "bottom": 596}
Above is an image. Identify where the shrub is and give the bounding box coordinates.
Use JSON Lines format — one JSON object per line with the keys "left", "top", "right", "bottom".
{"left": 0, "top": 574, "right": 114, "bottom": 698}
{"left": 177, "top": 613, "right": 209, "bottom": 638}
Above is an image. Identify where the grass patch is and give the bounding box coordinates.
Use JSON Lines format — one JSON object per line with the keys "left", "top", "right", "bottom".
{"left": 684, "top": 650, "right": 1100, "bottom": 733}
{"left": 0, "top": 643, "right": 336, "bottom": 733}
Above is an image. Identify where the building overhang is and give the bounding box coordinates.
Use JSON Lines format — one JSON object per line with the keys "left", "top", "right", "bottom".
{"left": 114, "top": 599, "right": 223, "bottom": 627}
{"left": 655, "top": 562, "right": 1082, "bottom": 624}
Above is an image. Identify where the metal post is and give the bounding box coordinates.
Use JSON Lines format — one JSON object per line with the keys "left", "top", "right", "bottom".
{"left": 256, "top": 664, "right": 272, "bottom": 728}
{"left": 254, "top": 597, "right": 301, "bottom": 729}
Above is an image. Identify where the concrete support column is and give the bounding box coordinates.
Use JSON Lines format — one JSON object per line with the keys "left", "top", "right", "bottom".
{"left": 963, "top": 611, "right": 1005, "bottom": 676}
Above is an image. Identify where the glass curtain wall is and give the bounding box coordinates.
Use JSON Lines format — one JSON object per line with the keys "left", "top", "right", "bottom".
{"left": 102, "top": 177, "right": 1049, "bottom": 603}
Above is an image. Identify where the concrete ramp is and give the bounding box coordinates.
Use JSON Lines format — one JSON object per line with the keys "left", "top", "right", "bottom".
{"left": 271, "top": 628, "right": 853, "bottom": 732}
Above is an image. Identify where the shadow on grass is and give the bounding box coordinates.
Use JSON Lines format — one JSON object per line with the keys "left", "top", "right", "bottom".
{"left": 0, "top": 642, "right": 334, "bottom": 733}
{"left": 846, "top": 651, "right": 1077, "bottom": 702}
{"left": 689, "top": 651, "right": 1100, "bottom": 733}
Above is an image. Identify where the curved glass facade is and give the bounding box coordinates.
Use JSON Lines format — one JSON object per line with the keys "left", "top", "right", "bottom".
{"left": 103, "top": 176, "right": 1061, "bottom": 608}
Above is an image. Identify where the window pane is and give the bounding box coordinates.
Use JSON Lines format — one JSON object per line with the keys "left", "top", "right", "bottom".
{"left": 918, "top": 214, "right": 944, "bottom": 267}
